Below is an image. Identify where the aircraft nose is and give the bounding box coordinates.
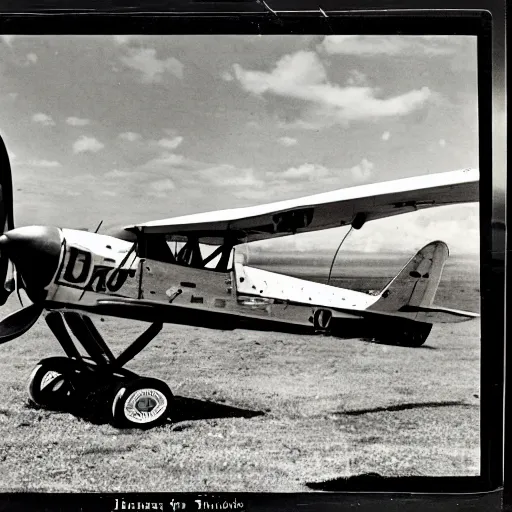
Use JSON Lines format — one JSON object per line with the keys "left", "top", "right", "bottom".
{"left": 0, "top": 226, "right": 62, "bottom": 299}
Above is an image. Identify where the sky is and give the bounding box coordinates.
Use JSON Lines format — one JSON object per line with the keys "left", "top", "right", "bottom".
{"left": 0, "top": 35, "right": 479, "bottom": 257}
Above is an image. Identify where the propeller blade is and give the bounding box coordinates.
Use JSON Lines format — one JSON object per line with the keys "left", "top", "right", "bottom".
{"left": 0, "top": 134, "right": 15, "bottom": 305}
{"left": 0, "top": 303, "right": 43, "bottom": 344}
{"left": 0, "top": 134, "right": 15, "bottom": 234}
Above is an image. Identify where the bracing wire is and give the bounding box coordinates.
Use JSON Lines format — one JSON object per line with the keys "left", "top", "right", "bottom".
{"left": 327, "top": 226, "right": 354, "bottom": 286}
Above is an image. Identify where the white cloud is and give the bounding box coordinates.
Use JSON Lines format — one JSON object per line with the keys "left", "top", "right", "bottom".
{"left": 66, "top": 116, "right": 90, "bottom": 126}
{"left": 193, "top": 156, "right": 376, "bottom": 203}
{"left": 233, "top": 50, "right": 432, "bottom": 127}
{"left": 27, "top": 159, "right": 62, "bottom": 168}
{"left": 73, "top": 135, "right": 105, "bottom": 154}
{"left": 26, "top": 53, "right": 38, "bottom": 64}
{"left": 32, "top": 113, "right": 55, "bottom": 126}
{"left": 105, "top": 169, "right": 131, "bottom": 178}
{"left": 139, "top": 152, "right": 187, "bottom": 171}
{"left": 148, "top": 178, "right": 176, "bottom": 197}
{"left": 157, "top": 136, "right": 183, "bottom": 150}
{"left": 320, "top": 35, "right": 459, "bottom": 57}
{"left": 439, "top": 139, "right": 447, "bottom": 147}
{"left": 119, "top": 131, "right": 141, "bottom": 142}
{"left": 349, "top": 158, "right": 374, "bottom": 182}
{"left": 101, "top": 190, "right": 118, "bottom": 197}
{"left": 346, "top": 69, "right": 367, "bottom": 86}
{"left": 221, "top": 71, "right": 234, "bottom": 82}
{"left": 381, "top": 131, "right": 391, "bottom": 141}
{"left": 266, "top": 158, "right": 374, "bottom": 188}
{"left": 7, "top": 92, "right": 18, "bottom": 100}
{"left": 0, "top": 35, "right": 15, "bottom": 46}
{"left": 234, "top": 51, "right": 326, "bottom": 94}
{"left": 278, "top": 136, "right": 298, "bottom": 147}
{"left": 198, "top": 165, "right": 263, "bottom": 188}
{"left": 120, "top": 48, "right": 184, "bottom": 83}
{"left": 113, "top": 35, "right": 133, "bottom": 45}
{"left": 281, "top": 163, "right": 330, "bottom": 180}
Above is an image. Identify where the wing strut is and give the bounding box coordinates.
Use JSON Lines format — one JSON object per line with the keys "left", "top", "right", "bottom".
{"left": 327, "top": 226, "right": 354, "bottom": 286}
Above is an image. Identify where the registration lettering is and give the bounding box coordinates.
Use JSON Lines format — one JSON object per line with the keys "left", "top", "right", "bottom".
{"left": 57, "top": 246, "right": 136, "bottom": 292}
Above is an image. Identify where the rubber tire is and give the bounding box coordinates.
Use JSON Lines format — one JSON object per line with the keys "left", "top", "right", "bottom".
{"left": 111, "top": 377, "right": 172, "bottom": 429}
{"left": 27, "top": 357, "right": 76, "bottom": 410}
{"left": 395, "top": 324, "right": 433, "bottom": 347}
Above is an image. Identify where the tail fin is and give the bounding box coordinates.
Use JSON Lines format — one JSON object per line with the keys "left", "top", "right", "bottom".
{"left": 369, "top": 241, "right": 449, "bottom": 312}
{"left": 368, "top": 241, "right": 478, "bottom": 323}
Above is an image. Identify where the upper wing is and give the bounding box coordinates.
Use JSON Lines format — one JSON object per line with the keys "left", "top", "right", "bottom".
{"left": 124, "top": 168, "right": 478, "bottom": 245}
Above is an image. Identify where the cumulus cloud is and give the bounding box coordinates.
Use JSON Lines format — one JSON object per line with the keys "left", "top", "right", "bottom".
{"left": 346, "top": 69, "right": 367, "bottom": 86}
{"left": 0, "top": 35, "right": 15, "bottom": 46}
{"left": 157, "top": 136, "right": 183, "bottom": 150}
{"left": 73, "top": 135, "right": 105, "bottom": 154}
{"left": 349, "top": 158, "right": 374, "bottom": 182}
{"left": 66, "top": 116, "right": 90, "bottom": 126}
{"left": 439, "top": 139, "right": 447, "bottom": 147}
{"left": 104, "top": 169, "right": 131, "bottom": 178}
{"left": 198, "top": 165, "right": 263, "bottom": 188}
{"left": 320, "top": 35, "right": 459, "bottom": 57}
{"left": 221, "top": 71, "right": 234, "bottom": 82}
{"left": 233, "top": 50, "right": 432, "bottom": 128}
{"left": 147, "top": 178, "right": 176, "bottom": 197}
{"left": 280, "top": 163, "right": 331, "bottom": 180}
{"left": 26, "top": 53, "right": 38, "bottom": 64}
{"left": 120, "top": 48, "right": 184, "bottom": 82}
{"left": 278, "top": 136, "right": 298, "bottom": 147}
{"left": 32, "top": 113, "right": 55, "bottom": 126}
{"left": 113, "top": 35, "right": 133, "bottom": 45}
{"left": 194, "top": 157, "right": 376, "bottom": 203}
{"left": 27, "top": 159, "right": 62, "bottom": 168}
{"left": 139, "top": 152, "right": 187, "bottom": 171}
{"left": 119, "top": 131, "right": 141, "bottom": 142}
{"left": 381, "top": 131, "right": 391, "bottom": 141}
{"left": 267, "top": 158, "right": 374, "bottom": 187}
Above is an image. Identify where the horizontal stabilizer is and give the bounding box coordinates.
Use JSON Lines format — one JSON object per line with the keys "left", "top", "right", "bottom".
{"left": 399, "top": 305, "right": 480, "bottom": 323}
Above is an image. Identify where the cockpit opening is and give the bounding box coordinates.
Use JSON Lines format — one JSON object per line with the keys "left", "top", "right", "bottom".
{"left": 136, "top": 234, "right": 236, "bottom": 272}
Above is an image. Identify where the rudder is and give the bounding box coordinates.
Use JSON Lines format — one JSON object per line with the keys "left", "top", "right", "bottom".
{"left": 368, "top": 241, "right": 449, "bottom": 313}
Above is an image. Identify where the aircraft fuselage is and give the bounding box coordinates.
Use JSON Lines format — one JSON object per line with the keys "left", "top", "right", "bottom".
{"left": 37, "top": 228, "right": 377, "bottom": 332}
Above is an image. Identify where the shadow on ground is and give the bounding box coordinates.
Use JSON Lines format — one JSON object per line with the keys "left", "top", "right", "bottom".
{"left": 171, "top": 395, "right": 264, "bottom": 422}
{"left": 306, "top": 474, "right": 485, "bottom": 492}
{"left": 26, "top": 394, "right": 264, "bottom": 428}
{"left": 334, "top": 400, "right": 475, "bottom": 417}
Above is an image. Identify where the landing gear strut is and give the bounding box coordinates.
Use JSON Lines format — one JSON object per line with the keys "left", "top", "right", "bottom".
{"left": 26, "top": 312, "right": 172, "bottom": 429}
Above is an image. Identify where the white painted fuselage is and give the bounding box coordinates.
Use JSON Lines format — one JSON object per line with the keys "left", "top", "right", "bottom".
{"left": 44, "top": 228, "right": 378, "bottom": 313}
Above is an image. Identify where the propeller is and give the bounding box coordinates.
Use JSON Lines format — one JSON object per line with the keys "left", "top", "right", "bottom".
{"left": 0, "top": 134, "right": 14, "bottom": 306}
{"left": 0, "top": 303, "right": 44, "bottom": 345}
{"left": 0, "top": 134, "right": 46, "bottom": 343}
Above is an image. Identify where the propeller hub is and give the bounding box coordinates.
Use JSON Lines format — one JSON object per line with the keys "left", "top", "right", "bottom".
{"left": 0, "top": 226, "right": 62, "bottom": 301}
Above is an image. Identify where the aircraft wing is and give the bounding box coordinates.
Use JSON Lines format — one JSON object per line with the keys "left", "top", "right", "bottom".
{"left": 124, "top": 168, "right": 478, "bottom": 245}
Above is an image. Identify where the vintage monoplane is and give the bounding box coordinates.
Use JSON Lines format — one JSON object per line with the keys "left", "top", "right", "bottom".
{"left": 0, "top": 134, "right": 479, "bottom": 428}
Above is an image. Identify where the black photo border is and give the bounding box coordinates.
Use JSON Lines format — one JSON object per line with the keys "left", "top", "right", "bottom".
{"left": 0, "top": 2, "right": 505, "bottom": 512}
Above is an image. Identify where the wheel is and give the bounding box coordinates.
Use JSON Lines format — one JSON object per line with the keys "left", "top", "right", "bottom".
{"left": 111, "top": 377, "right": 172, "bottom": 429}
{"left": 395, "top": 323, "right": 433, "bottom": 347}
{"left": 27, "top": 357, "right": 77, "bottom": 410}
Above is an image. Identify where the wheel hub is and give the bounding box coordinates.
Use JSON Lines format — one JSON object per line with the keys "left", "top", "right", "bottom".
{"left": 40, "top": 370, "right": 61, "bottom": 390}
{"left": 135, "top": 396, "right": 157, "bottom": 413}
{"left": 123, "top": 388, "right": 168, "bottom": 424}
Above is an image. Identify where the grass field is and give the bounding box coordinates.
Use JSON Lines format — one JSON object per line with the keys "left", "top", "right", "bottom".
{"left": 0, "top": 256, "right": 480, "bottom": 492}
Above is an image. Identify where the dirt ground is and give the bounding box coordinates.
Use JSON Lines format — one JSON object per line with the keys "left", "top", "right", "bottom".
{"left": 0, "top": 258, "right": 480, "bottom": 492}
